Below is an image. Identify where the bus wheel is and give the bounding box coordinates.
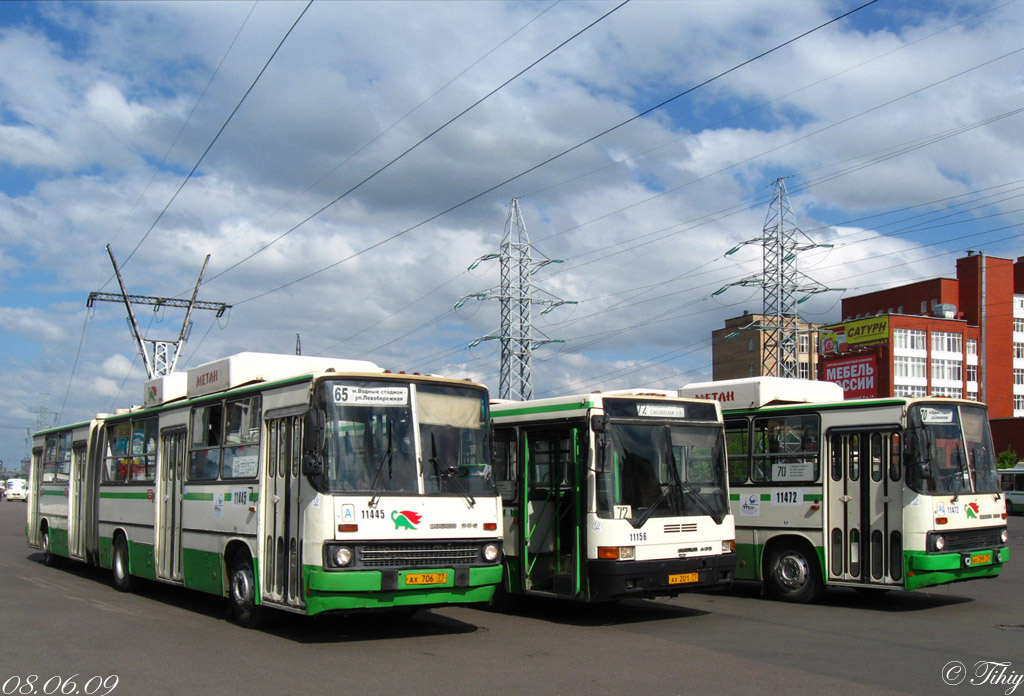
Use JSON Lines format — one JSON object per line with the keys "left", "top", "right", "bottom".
{"left": 765, "top": 545, "right": 823, "bottom": 603}
{"left": 112, "top": 536, "right": 137, "bottom": 593}
{"left": 41, "top": 528, "right": 58, "bottom": 567}
{"left": 228, "top": 553, "right": 266, "bottom": 628}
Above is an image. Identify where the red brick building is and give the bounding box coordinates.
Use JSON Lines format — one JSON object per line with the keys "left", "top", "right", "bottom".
{"left": 818, "top": 253, "right": 1024, "bottom": 451}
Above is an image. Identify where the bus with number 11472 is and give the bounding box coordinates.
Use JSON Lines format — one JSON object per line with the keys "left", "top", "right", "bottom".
{"left": 678, "top": 377, "right": 1009, "bottom": 602}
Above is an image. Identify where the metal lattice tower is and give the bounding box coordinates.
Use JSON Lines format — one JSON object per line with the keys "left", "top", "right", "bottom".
{"left": 717, "top": 178, "right": 836, "bottom": 377}
{"left": 87, "top": 245, "right": 231, "bottom": 378}
{"left": 457, "top": 198, "right": 575, "bottom": 401}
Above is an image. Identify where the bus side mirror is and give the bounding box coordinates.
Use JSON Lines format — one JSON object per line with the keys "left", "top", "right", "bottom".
{"left": 591, "top": 416, "right": 608, "bottom": 433}
{"left": 917, "top": 462, "right": 932, "bottom": 480}
{"left": 302, "top": 409, "right": 326, "bottom": 476}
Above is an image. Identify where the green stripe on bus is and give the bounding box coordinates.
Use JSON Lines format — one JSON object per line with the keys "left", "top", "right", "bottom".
{"left": 803, "top": 494, "right": 823, "bottom": 502}
{"left": 494, "top": 401, "right": 594, "bottom": 418}
{"left": 99, "top": 491, "right": 151, "bottom": 499}
{"left": 183, "top": 492, "right": 215, "bottom": 501}
{"left": 41, "top": 489, "right": 67, "bottom": 496}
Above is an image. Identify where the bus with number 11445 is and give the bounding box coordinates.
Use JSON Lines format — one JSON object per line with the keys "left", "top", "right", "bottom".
{"left": 28, "top": 352, "right": 503, "bottom": 626}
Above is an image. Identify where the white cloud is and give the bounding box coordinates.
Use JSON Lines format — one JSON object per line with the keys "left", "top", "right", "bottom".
{"left": 2, "top": 1, "right": 1024, "bottom": 469}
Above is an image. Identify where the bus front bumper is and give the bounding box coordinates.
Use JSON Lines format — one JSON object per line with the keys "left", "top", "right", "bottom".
{"left": 586, "top": 552, "right": 736, "bottom": 602}
{"left": 302, "top": 564, "right": 502, "bottom": 615}
{"left": 904, "top": 547, "right": 1008, "bottom": 590}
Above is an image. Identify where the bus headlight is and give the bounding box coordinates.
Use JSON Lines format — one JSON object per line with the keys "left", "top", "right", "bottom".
{"left": 1001, "top": 528, "right": 1009, "bottom": 544}
{"left": 723, "top": 540, "right": 735, "bottom": 553}
{"left": 482, "top": 542, "right": 500, "bottom": 563}
{"left": 332, "top": 546, "right": 354, "bottom": 567}
{"left": 598, "top": 546, "right": 635, "bottom": 560}
{"left": 933, "top": 535, "right": 946, "bottom": 552}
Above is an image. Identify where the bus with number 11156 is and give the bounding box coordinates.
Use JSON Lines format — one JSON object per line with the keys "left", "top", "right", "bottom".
{"left": 489, "top": 389, "right": 736, "bottom": 604}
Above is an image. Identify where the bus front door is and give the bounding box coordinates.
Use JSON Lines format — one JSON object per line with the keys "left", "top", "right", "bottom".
{"left": 521, "top": 427, "right": 582, "bottom": 598}
{"left": 262, "top": 416, "right": 303, "bottom": 608}
{"left": 157, "top": 429, "right": 186, "bottom": 582}
{"left": 827, "top": 429, "right": 903, "bottom": 587}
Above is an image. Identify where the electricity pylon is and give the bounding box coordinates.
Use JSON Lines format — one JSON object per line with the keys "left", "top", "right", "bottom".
{"left": 715, "top": 178, "right": 836, "bottom": 377}
{"left": 87, "top": 245, "right": 231, "bottom": 378}
{"left": 457, "top": 198, "right": 575, "bottom": 401}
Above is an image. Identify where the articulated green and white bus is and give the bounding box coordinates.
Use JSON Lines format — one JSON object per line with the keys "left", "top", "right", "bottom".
{"left": 490, "top": 390, "right": 736, "bottom": 603}
{"left": 28, "top": 352, "right": 503, "bottom": 626}
{"left": 678, "top": 377, "right": 1009, "bottom": 602}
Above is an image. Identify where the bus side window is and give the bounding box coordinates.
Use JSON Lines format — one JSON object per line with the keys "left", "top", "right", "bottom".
{"left": 725, "top": 420, "right": 749, "bottom": 485}
{"left": 493, "top": 427, "right": 517, "bottom": 502}
{"left": 189, "top": 404, "right": 223, "bottom": 480}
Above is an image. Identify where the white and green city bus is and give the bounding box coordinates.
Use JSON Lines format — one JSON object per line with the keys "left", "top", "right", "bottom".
{"left": 28, "top": 352, "right": 503, "bottom": 626}
{"left": 1000, "top": 463, "right": 1024, "bottom": 515}
{"left": 677, "top": 377, "right": 1009, "bottom": 602}
{"left": 490, "top": 390, "right": 736, "bottom": 603}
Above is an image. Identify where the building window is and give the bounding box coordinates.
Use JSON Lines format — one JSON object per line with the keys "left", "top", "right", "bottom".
{"left": 932, "top": 359, "right": 963, "bottom": 382}
{"left": 931, "top": 331, "right": 962, "bottom": 354}
{"left": 1015, "top": 368, "right": 1024, "bottom": 386}
{"left": 967, "top": 364, "right": 978, "bottom": 383}
{"left": 748, "top": 337, "right": 754, "bottom": 352}
{"left": 931, "top": 386, "right": 963, "bottom": 398}
{"left": 921, "top": 301, "right": 928, "bottom": 314}
{"left": 748, "top": 364, "right": 755, "bottom": 377}
{"left": 894, "top": 328, "right": 926, "bottom": 351}
{"left": 798, "top": 361, "right": 810, "bottom": 379}
{"left": 1015, "top": 343, "right": 1024, "bottom": 360}
{"left": 799, "top": 334, "right": 810, "bottom": 354}
{"left": 966, "top": 339, "right": 978, "bottom": 356}
{"left": 894, "top": 356, "right": 927, "bottom": 379}
{"left": 967, "top": 392, "right": 978, "bottom": 402}
{"left": 1016, "top": 318, "right": 1024, "bottom": 333}
{"left": 895, "top": 384, "right": 927, "bottom": 398}
{"left": 1015, "top": 394, "right": 1024, "bottom": 412}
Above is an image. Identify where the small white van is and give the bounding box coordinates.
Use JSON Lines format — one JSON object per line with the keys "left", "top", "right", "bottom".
{"left": 4, "top": 478, "right": 28, "bottom": 502}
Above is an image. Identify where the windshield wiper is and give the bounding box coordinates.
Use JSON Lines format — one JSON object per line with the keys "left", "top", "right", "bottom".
{"left": 664, "top": 426, "right": 725, "bottom": 525}
{"left": 950, "top": 445, "right": 968, "bottom": 503}
{"left": 368, "top": 419, "right": 394, "bottom": 508}
{"left": 430, "top": 431, "right": 475, "bottom": 507}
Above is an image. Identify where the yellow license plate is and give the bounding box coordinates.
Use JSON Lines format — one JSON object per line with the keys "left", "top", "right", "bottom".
{"left": 668, "top": 572, "right": 699, "bottom": 585}
{"left": 970, "top": 553, "right": 992, "bottom": 566}
{"left": 405, "top": 572, "right": 448, "bottom": 586}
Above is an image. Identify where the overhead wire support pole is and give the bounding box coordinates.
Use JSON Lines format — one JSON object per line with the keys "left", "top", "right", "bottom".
{"left": 459, "top": 198, "right": 576, "bottom": 401}
{"left": 87, "top": 245, "right": 232, "bottom": 378}
{"left": 715, "top": 178, "right": 839, "bottom": 378}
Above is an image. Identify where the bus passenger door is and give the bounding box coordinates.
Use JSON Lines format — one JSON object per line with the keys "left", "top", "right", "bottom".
{"left": 157, "top": 429, "right": 186, "bottom": 582}
{"left": 68, "top": 443, "right": 87, "bottom": 560}
{"left": 521, "top": 426, "right": 582, "bottom": 597}
{"left": 263, "top": 416, "right": 304, "bottom": 608}
{"left": 827, "top": 429, "right": 903, "bottom": 587}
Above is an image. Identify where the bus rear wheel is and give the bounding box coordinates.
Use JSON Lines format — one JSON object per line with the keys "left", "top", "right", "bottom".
{"left": 42, "top": 527, "right": 58, "bottom": 567}
{"left": 228, "top": 553, "right": 267, "bottom": 628}
{"left": 765, "top": 545, "right": 823, "bottom": 603}
{"left": 112, "top": 535, "right": 137, "bottom": 593}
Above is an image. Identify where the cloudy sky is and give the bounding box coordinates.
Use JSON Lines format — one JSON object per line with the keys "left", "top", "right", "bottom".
{"left": 2, "top": 0, "right": 1023, "bottom": 469}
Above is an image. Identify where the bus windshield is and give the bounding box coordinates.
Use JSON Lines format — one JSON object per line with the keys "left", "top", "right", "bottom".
{"left": 419, "top": 384, "right": 494, "bottom": 496}
{"left": 598, "top": 422, "right": 729, "bottom": 525}
{"left": 319, "top": 380, "right": 493, "bottom": 496}
{"left": 907, "top": 403, "right": 1001, "bottom": 495}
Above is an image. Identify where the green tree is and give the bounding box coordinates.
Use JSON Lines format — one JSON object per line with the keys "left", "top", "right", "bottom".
{"left": 996, "top": 447, "right": 1018, "bottom": 469}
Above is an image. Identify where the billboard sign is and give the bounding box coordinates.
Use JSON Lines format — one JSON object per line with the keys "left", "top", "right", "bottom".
{"left": 819, "top": 315, "right": 890, "bottom": 354}
{"left": 822, "top": 354, "right": 878, "bottom": 399}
